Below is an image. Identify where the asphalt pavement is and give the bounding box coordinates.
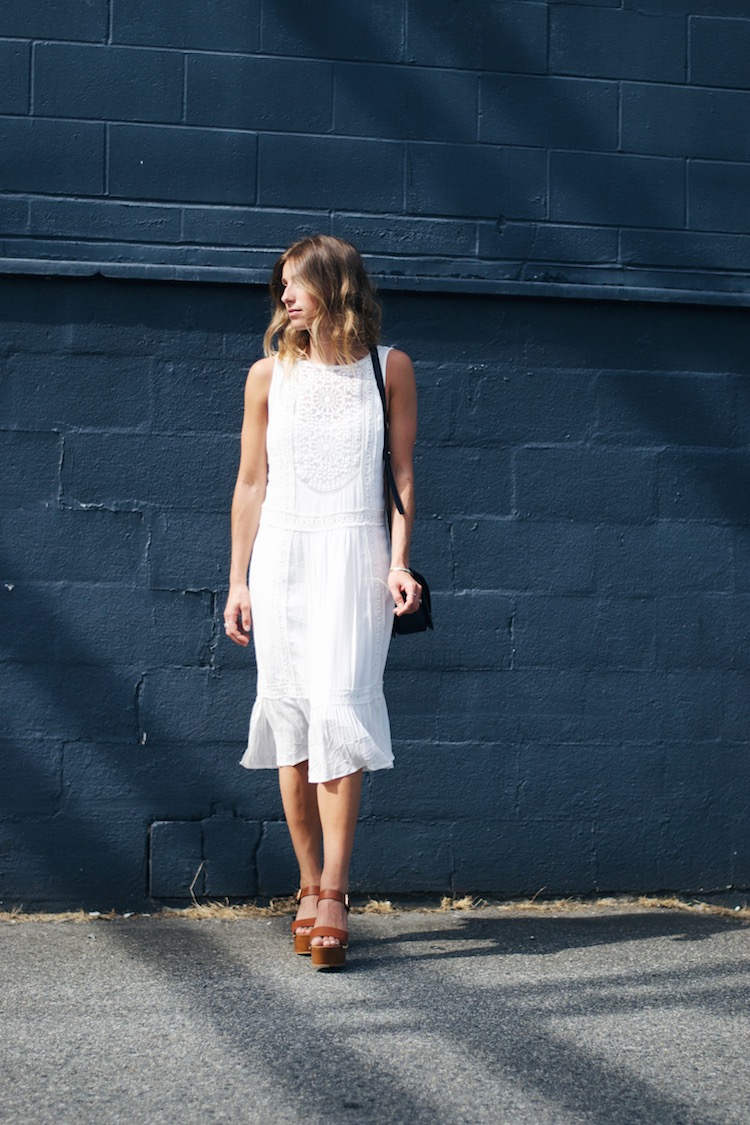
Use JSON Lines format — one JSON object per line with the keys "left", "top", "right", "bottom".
{"left": 1, "top": 904, "right": 748, "bottom": 1124}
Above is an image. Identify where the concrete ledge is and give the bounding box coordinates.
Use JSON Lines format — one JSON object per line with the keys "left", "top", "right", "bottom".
{"left": 3, "top": 253, "right": 750, "bottom": 308}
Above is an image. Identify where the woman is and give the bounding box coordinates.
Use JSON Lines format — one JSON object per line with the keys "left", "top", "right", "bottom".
{"left": 224, "top": 235, "right": 420, "bottom": 968}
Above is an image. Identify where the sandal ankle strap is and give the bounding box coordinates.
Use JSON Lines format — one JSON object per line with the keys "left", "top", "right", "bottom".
{"left": 296, "top": 885, "right": 321, "bottom": 901}
{"left": 318, "top": 889, "right": 350, "bottom": 910}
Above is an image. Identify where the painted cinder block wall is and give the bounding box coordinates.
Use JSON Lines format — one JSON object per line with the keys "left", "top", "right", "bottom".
{"left": 3, "top": 276, "right": 749, "bottom": 908}
{"left": 2, "top": 0, "right": 750, "bottom": 299}
{"left": 2, "top": 1, "right": 750, "bottom": 907}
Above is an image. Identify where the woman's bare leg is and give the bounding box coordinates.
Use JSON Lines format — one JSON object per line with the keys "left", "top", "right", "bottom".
{"left": 312, "top": 769, "right": 363, "bottom": 948}
{"left": 278, "top": 761, "right": 322, "bottom": 932}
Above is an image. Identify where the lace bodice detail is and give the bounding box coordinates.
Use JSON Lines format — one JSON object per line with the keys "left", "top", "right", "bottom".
{"left": 263, "top": 348, "right": 389, "bottom": 527}
{"left": 293, "top": 359, "right": 366, "bottom": 492}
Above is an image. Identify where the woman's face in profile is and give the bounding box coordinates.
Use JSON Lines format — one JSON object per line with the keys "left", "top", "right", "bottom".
{"left": 280, "top": 259, "right": 317, "bottom": 331}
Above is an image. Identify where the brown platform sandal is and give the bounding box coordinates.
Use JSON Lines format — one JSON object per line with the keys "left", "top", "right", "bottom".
{"left": 309, "top": 889, "right": 350, "bottom": 969}
{"left": 291, "top": 885, "right": 320, "bottom": 955}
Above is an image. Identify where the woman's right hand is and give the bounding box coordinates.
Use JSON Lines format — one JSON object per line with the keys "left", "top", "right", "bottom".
{"left": 224, "top": 583, "right": 252, "bottom": 647}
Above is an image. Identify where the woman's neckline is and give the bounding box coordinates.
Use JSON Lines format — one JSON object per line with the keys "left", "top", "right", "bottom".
{"left": 299, "top": 351, "right": 372, "bottom": 369}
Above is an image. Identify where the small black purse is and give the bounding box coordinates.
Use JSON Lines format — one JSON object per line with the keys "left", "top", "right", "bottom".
{"left": 370, "top": 348, "right": 433, "bottom": 636}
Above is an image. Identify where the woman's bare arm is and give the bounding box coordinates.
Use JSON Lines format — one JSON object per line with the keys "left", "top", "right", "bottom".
{"left": 385, "top": 349, "right": 422, "bottom": 616}
{"left": 224, "top": 358, "right": 273, "bottom": 646}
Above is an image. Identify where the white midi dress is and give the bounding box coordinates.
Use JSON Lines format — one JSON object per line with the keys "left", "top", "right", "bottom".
{"left": 240, "top": 346, "right": 394, "bottom": 784}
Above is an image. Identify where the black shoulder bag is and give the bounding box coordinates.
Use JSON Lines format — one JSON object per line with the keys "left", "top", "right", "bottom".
{"left": 370, "top": 347, "right": 433, "bottom": 636}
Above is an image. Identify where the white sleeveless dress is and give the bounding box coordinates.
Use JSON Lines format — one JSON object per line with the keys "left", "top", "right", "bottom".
{"left": 240, "top": 346, "right": 394, "bottom": 784}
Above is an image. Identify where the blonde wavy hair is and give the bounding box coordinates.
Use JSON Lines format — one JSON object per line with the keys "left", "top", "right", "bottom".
{"left": 263, "top": 235, "right": 381, "bottom": 366}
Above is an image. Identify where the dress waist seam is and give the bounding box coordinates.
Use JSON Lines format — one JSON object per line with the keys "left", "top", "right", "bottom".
{"left": 256, "top": 685, "right": 384, "bottom": 706}
{"left": 260, "top": 506, "right": 385, "bottom": 532}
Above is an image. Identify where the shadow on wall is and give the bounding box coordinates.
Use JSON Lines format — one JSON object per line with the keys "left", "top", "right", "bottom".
{"left": 600, "top": 302, "right": 750, "bottom": 527}
{"left": 0, "top": 554, "right": 226, "bottom": 909}
{"left": 0, "top": 276, "right": 268, "bottom": 910}
{"left": 257, "top": 1, "right": 722, "bottom": 283}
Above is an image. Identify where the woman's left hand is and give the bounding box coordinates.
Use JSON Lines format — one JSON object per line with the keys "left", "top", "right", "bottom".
{"left": 388, "top": 569, "right": 423, "bottom": 617}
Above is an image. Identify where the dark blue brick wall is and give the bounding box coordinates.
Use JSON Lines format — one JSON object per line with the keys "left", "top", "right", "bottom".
{"left": 0, "top": 40, "right": 30, "bottom": 114}
{"left": 0, "top": 118, "right": 105, "bottom": 196}
{"left": 690, "top": 16, "right": 750, "bottom": 88}
{"left": 113, "top": 0, "right": 259, "bottom": 52}
{"left": 688, "top": 163, "right": 750, "bottom": 235}
{"left": 549, "top": 6, "right": 687, "bottom": 82}
{"left": 185, "top": 56, "right": 332, "bottom": 133}
{"left": 2, "top": 0, "right": 750, "bottom": 302}
{"left": 34, "top": 44, "right": 185, "bottom": 124}
{"left": 0, "top": 0, "right": 109, "bottom": 42}
{"left": 1, "top": 273, "right": 748, "bottom": 908}
{"left": 109, "top": 125, "right": 258, "bottom": 205}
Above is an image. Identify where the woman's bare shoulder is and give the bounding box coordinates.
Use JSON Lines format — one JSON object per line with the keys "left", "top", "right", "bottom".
{"left": 385, "top": 347, "right": 413, "bottom": 366}
{"left": 244, "top": 356, "right": 274, "bottom": 401}
{"left": 385, "top": 348, "right": 415, "bottom": 385}
{"left": 247, "top": 356, "right": 275, "bottom": 382}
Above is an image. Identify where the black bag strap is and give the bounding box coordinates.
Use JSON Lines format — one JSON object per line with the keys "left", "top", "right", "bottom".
{"left": 370, "top": 347, "right": 405, "bottom": 516}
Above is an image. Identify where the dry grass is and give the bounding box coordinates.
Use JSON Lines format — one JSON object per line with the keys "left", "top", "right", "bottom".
{"left": 492, "top": 894, "right": 750, "bottom": 922}
{"left": 0, "top": 893, "right": 747, "bottom": 924}
{"left": 495, "top": 896, "right": 623, "bottom": 914}
{"left": 0, "top": 907, "right": 116, "bottom": 925}
{"left": 0, "top": 899, "right": 295, "bottom": 925}
{"left": 439, "top": 895, "right": 488, "bottom": 911}
{"left": 160, "top": 897, "right": 296, "bottom": 921}
{"left": 634, "top": 894, "right": 750, "bottom": 921}
{"left": 359, "top": 898, "right": 396, "bottom": 914}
